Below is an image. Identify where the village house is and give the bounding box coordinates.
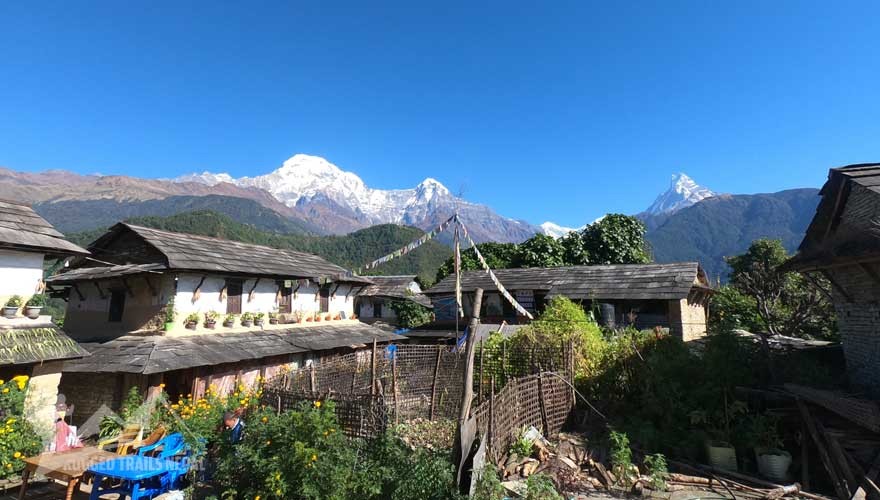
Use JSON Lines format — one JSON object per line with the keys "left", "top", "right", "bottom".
{"left": 355, "top": 275, "right": 431, "bottom": 323}
{"left": 787, "top": 163, "right": 880, "bottom": 398}
{"left": 425, "top": 262, "right": 712, "bottom": 341}
{"left": 45, "top": 223, "right": 396, "bottom": 423}
{"left": 0, "top": 200, "right": 89, "bottom": 437}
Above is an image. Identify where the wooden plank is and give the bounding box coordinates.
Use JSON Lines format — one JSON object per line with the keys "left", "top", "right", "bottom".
{"left": 798, "top": 399, "right": 851, "bottom": 500}
{"left": 430, "top": 346, "right": 442, "bottom": 420}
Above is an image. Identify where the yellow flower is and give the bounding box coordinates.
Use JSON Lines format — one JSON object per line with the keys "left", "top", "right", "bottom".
{"left": 311, "top": 454, "right": 317, "bottom": 462}
{"left": 2, "top": 389, "right": 8, "bottom": 394}
{"left": 255, "top": 496, "right": 260, "bottom": 500}
{"left": 275, "top": 490, "right": 281, "bottom": 496}
{"left": 0, "top": 380, "right": 4, "bottom": 385}
{"left": 5, "top": 464, "right": 11, "bottom": 469}
{"left": 314, "top": 401, "right": 321, "bottom": 408}
{"left": 158, "top": 383, "right": 166, "bottom": 389}
{"left": 12, "top": 375, "right": 28, "bottom": 390}
{"left": 261, "top": 416, "right": 268, "bottom": 423}
{"left": 13, "top": 452, "right": 20, "bottom": 459}
{"left": 6, "top": 418, "right": 15, "bottom": 425}
{"left": 266, "top": 440, "right": 271, "bottom": 445}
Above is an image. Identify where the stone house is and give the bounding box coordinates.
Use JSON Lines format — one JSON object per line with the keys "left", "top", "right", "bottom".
{"left": 0, "top": 200, "right": 89, "bottom": 437}
{"left": 425, "top": 262, "right": 712, "bottom": 341}
{"left": 787, "top": 163, "right": 880, "bottom": 397}
{"left": 355, "top": 275, "right": 431, "bottom": 323}
{"left": 46, "top": 223, "right": 395, "bottom": 423}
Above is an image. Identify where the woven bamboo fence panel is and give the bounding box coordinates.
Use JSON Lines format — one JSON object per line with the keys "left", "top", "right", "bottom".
{"left": 472, "top": 371, "right": 573, "bottom": 462}
{"left": 261, "top": 387, "right": 387, "bottom": 439}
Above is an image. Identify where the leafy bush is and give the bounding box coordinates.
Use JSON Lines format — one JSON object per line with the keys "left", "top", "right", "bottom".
{"left": 5, "top": 295, "right": 22, "bottom": 308}
{"left": 643, "top": 453, "right": 668, "bottom": 491}
{"left": 0, "top": 376, "right": 41, "bottom": 479}
{"left": 523, "top": 474, "right": 562, "bottom": 500}
{"left": 388, "top": 299, "right": 432, "bottom": 328}
{"left": 472, "top": 464, "right": 505, "bottom": 500}
{"left": 609, "top": 430, "right": 633, "bottom": 485}
{"left": 709, "top": 285, "right": 763, "bottom": 333}
{"left": 509, "top": 426, "right": 534, "bottom": 458}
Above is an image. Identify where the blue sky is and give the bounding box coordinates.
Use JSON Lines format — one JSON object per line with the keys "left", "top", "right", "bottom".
{"left": 2, "top": 1, "right": 880, "bottom": 226}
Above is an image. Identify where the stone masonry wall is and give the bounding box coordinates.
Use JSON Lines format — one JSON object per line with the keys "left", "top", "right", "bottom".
{"left": 829, "top": 264, "right": 880, "bottom": 397}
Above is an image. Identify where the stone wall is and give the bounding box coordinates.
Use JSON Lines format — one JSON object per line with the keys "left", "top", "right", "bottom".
{"left": 23, "top": 361, "right": 64, "bottom": 445}
{"left": 827, "top": 264, "right": 880, "bottom": 397}
{"left": 667, "top": 297, "right": 708, "bottom": 341}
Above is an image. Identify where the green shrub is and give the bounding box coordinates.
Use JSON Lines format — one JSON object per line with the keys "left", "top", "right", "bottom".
{"left": 472, "top": 464, "right": 505, "bottom": 500}
{"left": 5, "top": 296, "right": 22, "bottom": 308}
{"left": 643, "top": 453, "right": 668, "bottom": 491}
{"left": 0, "top": 376, "right": 41, "bottom": 479}
{"left": 523, "top": 473, "right": 562, "bottom": 500}
{"left": 25, "top": 294, "right": 46, "bottom": 307}
{"left": 388, "top": 298, "right": 432, "bottom": 328}
{"left": 609, "top": 430, "right": 633, "bottom": 485}
{"left": 509, "top": 426, "right": 533, "bottom": 458}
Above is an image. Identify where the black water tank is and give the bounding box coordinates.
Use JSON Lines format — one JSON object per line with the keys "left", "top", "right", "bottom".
{"left": 599, "top": 303, "right": 616, "bottom": 329}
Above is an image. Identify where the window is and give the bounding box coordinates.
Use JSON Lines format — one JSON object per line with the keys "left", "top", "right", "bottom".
{"left": 108, "top": 290, "right": 126, "bottom": 322}
{"left": 319, "top": 285, "right": 330, "bottom": 313}
{"left": 226, "top": 280, "right": 243, "bottom": 314}
{"left": 278, "top": 283, "right": 292, "bottom": 314}
{"left": 373, "top": 300, "right": 383, "bottom": 318}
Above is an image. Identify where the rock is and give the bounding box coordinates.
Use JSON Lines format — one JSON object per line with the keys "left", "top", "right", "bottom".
{"left": 501, "top": 480, "right": 527, "bottom": 497}
{"left": 522, "top": 459, "right": 539, "bottom": 477}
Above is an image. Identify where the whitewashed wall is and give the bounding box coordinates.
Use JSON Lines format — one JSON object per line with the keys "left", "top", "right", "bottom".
{"left": 0, "top": 249, "right": 44, "bottom": 304}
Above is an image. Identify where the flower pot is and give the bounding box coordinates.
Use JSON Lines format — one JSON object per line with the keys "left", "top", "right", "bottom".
{"left": 757, "top": 449, "right": 791, "bottom": 482}
{"left": 185, "top": 321, "right": 198, "bottom": 330}
{"left": 224, "top": 320, "right": 235, "bottom": 328}
{"left": 2, "top": 306, "right": 17, "bottom": 319}
{"left": 204, "top": 321, "right": 216, "bottom": 330}
{"left": 706, "top": 442, "right": 737, "bottom": 472}
{"left": 241, "top": 320, "right": 253, "bottom": 327}
{"left": 24, "top": 306, "right": 42, "bottom": 319}
{"left": 164, "top": 321, "right": 174, "bottom": 331}
{"left": 269, "top": 318, "right": 278, "bottom": 325}
{"left": 254, "top": 319, "right": 264, "bottom": 327}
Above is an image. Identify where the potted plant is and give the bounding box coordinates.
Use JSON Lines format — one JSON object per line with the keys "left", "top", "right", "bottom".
{"left": 25, "top": 294, "right": 47, "bottom": 319}
{"left": 184, "top": 312, "right": 199, "bottom": 330}
{"left": 269, "top": 311, "right": 279, "bottom": 325}
{"left": 204, "top": 311, "right": 218, "bottom": 329}
{"left": 747, "top": 413, "right": 791, "bottom": 482}
{"left": 254, "top": 312, "right": 265, "bottom": 326}
{"left": 163, "top": 297, "right": 176, "bottom": 331}
{"left": 314, "top": 312, "right": 322, "bottom": 322}
{"left": 3, "top": 296, "right": 22, "bottom": 319}
{"left": 223, "top": 313, "right": 236, "bottom": 328}
{"left": 691, "top": 400, "right": 747, "bottom": 472}
{"left": 240, "top": 312, "right": 254, "bottom": 327}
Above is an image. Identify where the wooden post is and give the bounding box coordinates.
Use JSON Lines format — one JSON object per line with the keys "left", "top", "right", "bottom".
{"left": 538, "top": 370, "right": 549, "bottom": 436}
{"left": 371, "top": 338, "right": 378, "bottom": 396}
{"left": 454, "top": 288, "right": 483, "bottom": 486}
{"left": 430, "top": 345, "right": 442, "bottom": 420}
{"left": 801, "top": 418, "right": 810, "bottom": 492}
{"left": 568, "top": 340, "right": 576, "bottom": 406}
{"left": 488, "top": 376, "right": 495, "bottom": 462}
{"left": 392, "top": 355, "right": 399, "bottom": 426}
{"left": 501, "top": 338, "right": 507, "bottom": 383}
{"left": 478, "top": 339, "right": 484, "bottom": 403}
{"left": 309, "top": 363, "right": 316, "bottom": 393}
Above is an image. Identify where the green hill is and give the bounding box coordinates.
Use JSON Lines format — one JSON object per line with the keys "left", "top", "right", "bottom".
{"left": 67, "top": 210, "right": 451, "bottom": 284}
{"left": 645, "top": 188, "right": 820, "bottom": 282}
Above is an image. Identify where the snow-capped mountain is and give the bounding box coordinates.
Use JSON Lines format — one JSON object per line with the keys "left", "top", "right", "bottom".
{"left": 540, "top": 221, "right": 581, "bottom": 238}
{"left": 644, "top": 173, "right": 715, "bottom": 215}
{"left": 175, "top": 154, "right": 539, "bottom": 243}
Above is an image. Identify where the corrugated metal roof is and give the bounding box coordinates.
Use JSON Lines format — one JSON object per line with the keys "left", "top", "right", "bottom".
{"left": 63, "top": 322, "right": 398, "bottom": 374}
{"left": 425, "top": 263, "right": 706, "bottom": 300}
{"left": 0, "top": 200, "right": 88, "bottom": 256}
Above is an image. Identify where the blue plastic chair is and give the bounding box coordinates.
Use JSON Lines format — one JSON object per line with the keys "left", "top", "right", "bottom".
{"left": 137, "top": 432, "right": 186, "bottom": 460}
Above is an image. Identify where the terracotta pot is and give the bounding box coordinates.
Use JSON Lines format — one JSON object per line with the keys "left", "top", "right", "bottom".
{"left": 2, "top": 306, "right": 17, "bottom": 319}
{"left": 204, "top": 321, "right": 216, "bottom": 330}
{"left": 185, "top": 321, "right": 198, "bottom": 330}
{"left": 25, "top": 306, "right": 42, "bottom": 319}
{"left": 269, "top": 318, "right": 278, "bottom": 325}
{"left": 706, "top": 442, "right": 737, "bottom": 472}
{"left": 757, "top": 449, "right": 791, "bottom": 482}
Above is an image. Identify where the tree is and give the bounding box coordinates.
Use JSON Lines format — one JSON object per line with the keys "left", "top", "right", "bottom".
{"left": 581, "top": 214, "right": 652, "bottom": 265}
{"left": 514, "top": 234, "right": 565, "bottom": 268}
{"left": 726, "top": 239, "right": 835, "bottom": 339}
{"left": 387, "top": 298, "right": 433, "bottom": 328}
{"left": 434, "top": 242, "right": 518, "bottom": 283}
{"left": 560, "top": 231, "right": 590, "bottom": 265}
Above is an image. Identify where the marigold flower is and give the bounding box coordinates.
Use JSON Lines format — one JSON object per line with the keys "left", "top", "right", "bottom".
{"left": 261, "top": 416, "right": 268, "bottom": 423}
{"left": 314, "top": 401, "right": 321, "bottom": 408}
{"left": 13, "top": 452, "right": 21, "bottom": 458}
{"left": 3, "top": 389, "right": 9, "bottom": 394}
{"left": 158, "top": 383, "right": 166, "bottom": 389}
{"left": 311, "top": 454, "right": 317, "bottom": 462}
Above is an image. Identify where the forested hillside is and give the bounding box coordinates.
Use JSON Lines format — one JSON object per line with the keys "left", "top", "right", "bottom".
{"left": 67, "top": 211, "right": 452, "bottom": 284}
{"left": 645, "top": 188, "right": 820, "bottom": 282}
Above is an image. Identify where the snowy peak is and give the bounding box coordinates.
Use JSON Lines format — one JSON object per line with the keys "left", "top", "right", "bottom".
{"left": 540, "top": 221, "right": 579, "bottom": 238}
{"left": 174, "top": 171, "right": 235, "bottom": 185}
{"left": 644, "top": 172, "right": 715, "bottom": 215}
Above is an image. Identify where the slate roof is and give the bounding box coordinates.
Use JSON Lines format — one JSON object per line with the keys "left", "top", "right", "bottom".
{"left": 358, "top": 275, "right": 432, "bottom": 307}
{"left": 0, "top": 323, "right": 89, "bottom": 366}
{"left": 0, "top": 199, "right": 88, "bottom": 256}
{"left": 46, "top": 263, "right": 165, "bottom": 284}
{"left": 425, "top": 263, "right": 708, "bottom": 301}
{"left": 63, "top": 323, "right": 398, "bottom": 374}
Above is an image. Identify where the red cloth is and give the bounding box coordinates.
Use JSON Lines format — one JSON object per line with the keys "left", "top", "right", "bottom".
{"left": 54, "top": 420, "right": 82, "bottom": 452}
